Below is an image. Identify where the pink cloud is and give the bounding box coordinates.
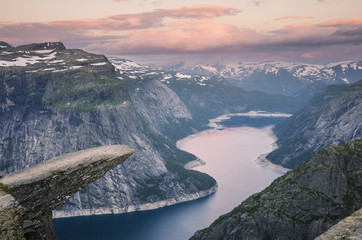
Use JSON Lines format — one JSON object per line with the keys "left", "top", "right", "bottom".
{"left": 319, "top": 18, "right": 362, "bottom": 27}
{"left": 86, "top": 20, "right": 259, "bottom": 54}
{"left": 274, "top": 16, "right": 314, "bottom": 21}
{"left": 301, "top": 51, "right": 323, "bottom": 59}
{"left": 0, "top": 5, "right": 239, "bottom": 34}
{"left": 1, "top": 11, "right": 361, "bottom": 63}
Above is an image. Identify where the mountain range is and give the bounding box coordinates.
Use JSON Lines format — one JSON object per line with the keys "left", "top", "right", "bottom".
{"left": 1, "top": 41, "right": 361, "bottom": 239}
{"left": 0, "top": 42, "right": 300, "bottom": 217}
{"left": 159, "top": 61, "right": 362, "bottom": 99}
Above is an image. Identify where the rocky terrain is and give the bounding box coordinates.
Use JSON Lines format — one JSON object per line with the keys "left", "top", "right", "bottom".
{"left": 0, "top": 145, "right": 134, "bottom": 240}
{"left": 266, "top": 80, "right": 362, "bottom": 169}
{"left": 0, "top": 42, "right": 301, "bottom": 218}
{"left": 191, "top": 139, "right": 362, "bottom": 240}
{"left": 159, "top": 61, "right": 362, "bottom": 99}
{"left": 0, "top": 42, "right": 217, "bottom": 217}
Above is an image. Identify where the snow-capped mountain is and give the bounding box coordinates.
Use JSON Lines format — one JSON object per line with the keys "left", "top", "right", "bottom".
{"left": 109, "top": 57, "right": 303, "bottom": 121}
{"left": 109, "top": 57, "right": 218, "bottom": 88}
{"left": 158, "top": 61, "right": 362, "bottom": 96}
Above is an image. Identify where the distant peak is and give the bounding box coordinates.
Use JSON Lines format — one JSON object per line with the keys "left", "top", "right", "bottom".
{"left": 0, "top": 41, "right": 12, "bottom": 49}
{"left": 16, "top": 42, "right": 66, "bottom": 51}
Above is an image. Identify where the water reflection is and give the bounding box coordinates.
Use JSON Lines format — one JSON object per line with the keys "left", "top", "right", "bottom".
{"left": 54, "top": 117, "right": 284, "bottom": 240}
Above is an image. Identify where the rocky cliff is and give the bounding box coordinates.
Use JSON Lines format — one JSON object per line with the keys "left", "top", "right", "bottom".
{"left": 190, "top": 139, "right": 362, "bottom": 240}
{"left": 0, "top": 145, "right": 134, "bottom": 240}
{"left": 0, "top": 41, "right": 303, "bottom": 218}
{"left": 0, "top": 42, "right": 217, "bottom": 217}
{"left": 266, "top": 80, "right": 362, "bottom": 169}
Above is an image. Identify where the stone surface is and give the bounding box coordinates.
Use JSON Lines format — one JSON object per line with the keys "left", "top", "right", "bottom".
{"left": 0, "top": 145, "right": 134, "bottom": 240}
{"left": 191, "top": 139, "right": 362, "bottom": 240}
{"left": 0, "top": 190, "right": 24, "bottom": 240}
{"left": 315, "top": 208, "right": 362, "bottom": 240}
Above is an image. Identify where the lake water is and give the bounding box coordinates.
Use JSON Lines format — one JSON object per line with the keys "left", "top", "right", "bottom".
{"left": 54, "top": 114, "right": 285, "bottom": 240}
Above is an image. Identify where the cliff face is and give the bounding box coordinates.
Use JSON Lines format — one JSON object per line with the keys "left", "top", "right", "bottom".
{"left": 0, "top": 42, "right": 216, "bottom": 217}
{"left": 191, "top": 139, "right": 362, "bottom": 240}
{"left": 0, "top": 145, "right": 134, "bottom": 240}
{"left": 267, "top": 80, "right": 362, "bottom": 169}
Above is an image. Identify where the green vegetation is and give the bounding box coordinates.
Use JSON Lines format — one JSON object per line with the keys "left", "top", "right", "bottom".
{"left": 332, "top": 139, "right": 362, "bottom": 157}
{"left": 0, "top": 183, "right": 13, "bottom": 195}
{"left": 165, "top": 159, "right": 216, "bottom": 189}
{"left": 53, "top": 170, "right": 67, "bottom": 175}
{"left": 0, "top": 204, "right": 25, "bottom": 240}
{"left": 134, "top": 176, "right": 165, "bottom": 202}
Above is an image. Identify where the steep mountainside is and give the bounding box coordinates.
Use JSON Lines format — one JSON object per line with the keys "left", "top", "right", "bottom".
{"left": 159, "top": 61, "right": 362, "bottom": 97}
{"left": 266, "top": 80, "right": 362, "bottom": 169}
{"left": 191, "top": 139, "right": 362, "bottom": 240}
{"left": 0, "top": 42, "right": 216, "bottom": 217}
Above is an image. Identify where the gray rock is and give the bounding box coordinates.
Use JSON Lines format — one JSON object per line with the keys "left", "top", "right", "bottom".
{"left": 0, "top": 145, "right": 134, "bottom": 240}
{"left": 315, "top": 208, "right": 362, "bottom": 240}
{"left": 0, "top": 191, "right": 24, "bottom": 240}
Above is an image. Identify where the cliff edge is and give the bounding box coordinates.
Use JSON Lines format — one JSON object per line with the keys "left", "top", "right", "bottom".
{"left": 0, "top": 145, "right": 134, "bottom": 240}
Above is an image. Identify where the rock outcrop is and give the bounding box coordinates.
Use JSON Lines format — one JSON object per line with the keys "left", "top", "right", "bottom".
{"left": 315, "top": 208, "right": 362, "bottom": 240}
{"left": 0, "top": 190, "right": 24, "bottom": 240}
{"left": 191, "top": 139, "right": 362, "bottom": 240}
{"left": 0, "top": 145, "right": 134, "bottom": 240}
{"left": 267, "top": 80, "right": 362, "bottom": 169}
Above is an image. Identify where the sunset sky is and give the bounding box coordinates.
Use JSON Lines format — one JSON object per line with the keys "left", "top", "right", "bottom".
{"left": 1, "top": 0, "right": 362, "bottom": 64}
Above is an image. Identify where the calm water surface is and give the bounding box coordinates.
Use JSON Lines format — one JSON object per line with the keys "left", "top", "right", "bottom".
{"left": 54, "top": 116, "right": 284, "bottom": 240}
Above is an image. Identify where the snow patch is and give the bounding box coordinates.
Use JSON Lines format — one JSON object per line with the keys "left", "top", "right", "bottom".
{"left": 77, "top": 58, "right": 88, "bottom": 62}
{"left": 341, "top": 78, "right": 350, "bottom": 84}
{"left": 0, "top": 52, "right": 57, "bottom": 67}
{"left": 33, "top": 50, "right": 54, "bottom": 54}
{"left": 69, "top": 66, "right": 82, "bottom": 70}
{"left": 49, "top": 60, "right": 64, "bottom": 64}
{"left": 91, "top": 62, "right": 107, "bottom": 66}
{"left": 176, "top": 73, "right": 191, "bottom": 79}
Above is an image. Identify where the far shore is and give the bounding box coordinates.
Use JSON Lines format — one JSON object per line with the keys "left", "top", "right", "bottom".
{"left": 178, "top": 111, "right": 291, "bottom": 174}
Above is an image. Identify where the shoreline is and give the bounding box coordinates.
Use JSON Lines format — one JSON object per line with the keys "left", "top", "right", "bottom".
{"left": 253, "top": 127, "right": 290, "bottom": 173}
{"left": 54, "top": 111, "right": 290, "bottom": 219}
{"left": 176, "top": 111, "right": 291, "bottom": 149}
{"left": 184, "top": 158, "right": 206, "bottom": 169}
{"left": 53, "top": 184, "right": 218, "bottom": 218}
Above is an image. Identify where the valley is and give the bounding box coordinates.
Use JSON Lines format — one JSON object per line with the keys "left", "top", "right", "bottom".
{"left": 0, "top": 41, "right": 361, "bottom": 239}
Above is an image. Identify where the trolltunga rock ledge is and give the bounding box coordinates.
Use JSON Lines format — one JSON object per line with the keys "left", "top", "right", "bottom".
{"left": 0, "top": 145, "right": 134, "bottom": 240}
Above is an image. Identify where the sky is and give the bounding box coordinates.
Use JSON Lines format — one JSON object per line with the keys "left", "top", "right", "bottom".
{"left": 1, "top": 0, "right": 362, "bottom": 64}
